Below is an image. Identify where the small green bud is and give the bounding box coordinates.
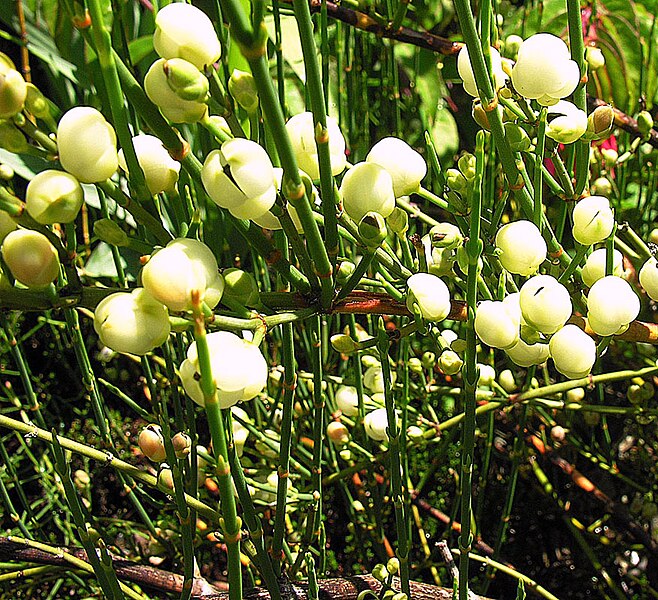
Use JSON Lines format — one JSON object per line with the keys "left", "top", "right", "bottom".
{"left": 498, "top": 369, "right": 517, "bottom": 393}
{"left": 503, "top": 34, "right": 523, "bottom": 59}
{"left": 438, "top": 349, "right": 463, "bottom": 375}
{"left": 158, "top": 466, "right": 175, "bottom": 490}
{"left": 163, "top": 58, "right": 209, "bottom": 102}
{"left": 223, "top": 267, "right": 260, "bottom": 307}
{"left": 386, "top": 557, "right": 400, "bottom": 575}
{"left": 0, "top": 120, "right": 27, "bottom": 153}
{"left": 429, "top": 223, "right": 463, "bottom": 250}
{"left": 0, "top": 164, "right": 14, "bottom": 180}
{"left": 407, "top": 357, "right": 423, "bottom": 373}
{"left": 601, "top": 148, "right": 618, "bottom": 167}
{"left": 171, "top": 431, "right": 192, "bottom": 459}
{"left": 566, "top": 387, "right": 585, "bottom": 403}
{"left": 421, "top": 351, "right": 435, "bottom": 370}
{"left": 26, "top": 169, "right": 84, "bottom": 224}
{"left": 73, "top": 469, "right": 91, "bottom": 490}
{"left": 330, "top": 333, "right": 359, "bottom": 355}
{"left": 637, "top": 110, "right": 654, "bottom": 136}
{"left": 0, "top": 65, "right": 27, "bottom": 118}
{"left": 228, "top": 69, "right": 259, "bottom": 114}
{"left": 586, "top": 105, "right": 614, "bottom": 141}
{"left": 471, "top": 101, "right": 491, "bottom": 131}
{"left": 446, "top": 168, "right": 468, "bottom": 192}
{"left": 94, "top": 218, "right": 129, "bottom": 247}
{"left": 336, "top": 260, "right": 356, "bottom": 285}
{"left": 372, "top": 563, "right": 388, "bottom": 583}
{"left": 585, "top": 46, "right": 605, "bottom": 70}
{"left": 407, "top": 425, "right": 424, "bottom": 440}
{"left": 387, "top": 207, "right": 408, "bottom": 236}
{"left": 591, "top": 176, "right": 612, "bottom": 197}
{"left": 358, "top": 211, "right": 387, "bottom": 248}
{"left": 24, "top": 83, "right": 50, "bottom": 119}
{"left": 457, "top": 153, "right": 476, "bottom": 180}
{"left": 504, "top": 122, "right": 532, "bottom": 151}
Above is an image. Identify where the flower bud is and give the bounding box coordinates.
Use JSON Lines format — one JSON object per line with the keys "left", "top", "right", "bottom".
{"left": 326, "top": 421, "right": 350, "bottom": 446}
{"left": 601, "top": 148, "right": 618, "bottom": 167}
{"left": 566, "top": 387, "right": 585, "bottom": 403}
{"left": 550, "top": 324, "right": 596, "bottom": 379}
{"left": 330, "top": 333, "right": 359, "bottom": 355}
{"left": 144, "top": 58, "right": 208, "bottom": 123}
{"left": 474, "top": 299, "right": 520, "bottom": 349}
{"left": 364, "top": 407, "right": 389, "bottom": 441}
{"left": 179, "top": 331, "right": 268, "bottom": 408}
{"left": 24, "top": 83, "right": 50, "bottom": 119}
{"left": 457, "top": 45, "right": 507, "bottom": 97}
{"left": 202, "top": 139, "right": 276, "bottom": 220}
{"left": 366, "top": 137, "right": 427, "bottom": 197}
{"left": 586, "top": 105, "right": 614, "bottom": 141}
{"left": 429, "top": 223, "right": 463, "bottom": 250}
{"left": 2, "top": 229, "right": 59, "bottom": 288}
{"left": 545, "top": 101, "right": 588, "bottom": 144}
{"left": 637, "top": 111, "right": 654, "bottom": 136}
{"left": 372, "top": 564, "right": 388, "bottom": 583}
{"left": 222, "top": 267, "right": 260, "bottom": 306}
{"left": 158, "top": 466, "right": 174, "bottom": 490}
{"left": 446, "top": 168, "right": 468, "bottom": 192}
{"left": 94, "top": 218, "right": 129, "bottom": 247}
{"left": 511, "top": 33, "right": 579, "bottom": 105}
{"left": 359, "top": 211, "right": 387, "bottom": 248}
{"left": 572, "top": 196, "right": 614, "bottom": 246}
{"left": 0, "top": 211, "right": 16, "bottom": 243}
{"left": 25, "top": 170, "right": 84, "bottom": 224}
{"left": 421, "top": 351, "right": 436, "bottom": 370}
{"left": 639, "top": 257, "right": 658, "bottom": 301}
{"left": 586, "top": 275, "right": 640, "bottom": 336}
{"left": 495, "top": 220, "right": 546, "bottom": 276}
{"left": 580, "top": 248, "right": 623, "bottom": 287}
{"left": 458, "top": 153, "right": 476, "bottom": 181}
{"left": 590, "top": 177, "right": 612, "bottom": 197}
{"left": 585, "top": 46, "right": 605, "bottom": 70}
{"left": 335, "top": 385, "right": 368, "bottom": 417}
{"left": 119, "top": 134, "right": 181, "bottom": 196}
{"left": 387, "top": 207, "right": 409, "bottom": 236}
{"left": 504, "top": 122, "right": 532, "bottom": 151}
{"left": 57, "top": 106, "right": 118, "bottom": 183}
{"left": 340, "top": 162, "right": 395, "bottom": 222}
{"left": 363, "top": 365, "right": 396, "bottom": 394}
{"left": 138, "top": 424, "right": 167, "bottom": 462}
{"left": 0, "top": 62, "right": 27, "bottom": 118}
{"left": 505, "top": 338, "right": 550, "bottom": 367}
{"left": 163, "top": 58, "right": 209, "bottom": 102}
{"left": 406, "top": 272, "right": 451, "bottom": 322}
{"left": 335, "top": 261, "right": 355, "bottom": 285}
{"left": 472, "top": 100, "right": 491, "bottom": 130}
{"left": 551, "top": 425, "right": 566, "bottom": 442}
{"left": 94, "top": 288, "right": 171, "bottom": 355}
{"left": 408, "top": 357, "right": 423, "bottom": 373}
{"left": 171, "top": 431, "right": 192, "bottom": 459}
{"left": 153, "top": 2, "right": 221, "bottom": 70}
{"left": 73, "top": 469, "right": 91, "bottom": 490}
{"left": 229, "top": 69, "right": 259, "bottom": 114}
{"left": 477, "top": 364, "right": 496, "bottom": 387}
{"left": 387, "top": 558, "right": 400, "bottom": 575}
{"left": 285, "top": 112, "right": 346, "bottom": 180}
{"left": 232, "top": 406, "right": 250, "bottom": 456}
{"left": 0, "top": 121, "right": 27, "bottom": 153}
{"left": 251, "top": 167, "right": 306, "bottom": 232}
{"left": 438, "top": 349, "right": 463, "bottom": 375}
{"left": 498, "top": 369, "right": 517, "bottom": 393}
{"left": 519, "top": 275, "right": 572, "bottom": 335}
{"left": 503, "top": 34, "right": 523, "bottom": 59}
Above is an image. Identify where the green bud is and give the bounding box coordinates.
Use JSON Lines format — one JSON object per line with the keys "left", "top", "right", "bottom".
{"left": 94, "top": 218, "right": 129, "bottom": 247}
{"left": 591, "top": 176, "right": 612, "bottom": 197}
{"left": 406, "top": 425, "right": 424, "bottom": 440}
{"left": 504, "top": 122, "right": 532, "bottom": 151}
{"left": 429, "top": 222, "right": 463, "bottom": 250}
{"left": 498, "top": 369, "right": 517, "bottom": 393}
{"left": 223, "top": 267, "right": 260, "bottom": 306}
{"left": 358, "top": 211, "right": 387, "bottom": 248}
{"left": 0, "top": 164, "right": 14, "bottom": 180}
{"left": 472, "top": 101, "right": 491, "bottom": 131}
{"left": 585, "top": 46, "right": 605, "bottom": 70}
{"left": 438, "top": 349, "right": 463, "bottom": 375}
{"left": 372, "top": 563, "right": 388, "bottom": 583}
{"left": 330, "top": 333, "right": 359, "bottom": 355}
{"left": 0, "top": 120, "right": 27, "bottom": 153}
{"left": 421, "top": 351, "right": 435, "bottom": 370}
{"left": 228, "top": 69, "right": 259, "bottom": 114}
{"left": 446, "top": 167, "right": 468, "bottom": 192}
{"left": 637, "top": 110, "right": 654, "bottom": 137}
{"left": 586, "top": 105, "right": 614, "bottom": 141}
{"left": 503, "top": 34, "right": 523, "bottom": 59}
{"left": 407, "top": 357, "right": 423, "bottom": 373}
{"left": 0, "top": 65, "right": 27, "bottom": 118}
{"left": 386, "top": 557, "right": 400, "bottom": 575}
{"left": 336, "top": 260, "right": 355, "bottom": 285}
{"left": 163, "top": 58, "right": 209, "bottom": 102}
{"left": 387, "top": 207, "right": 408, "bottom": 236}
{"left": 566, "top": 387, "right": 585, "bottom": 403}
{"left": 73, "top": 469, "right": 91, "bottom": 490}
{"left": 24, "top": 83, "right": 50, "bottom": 119}
{"left": 457, "top": 153, "right": 476, "bottom": 180}
{"left": 601, "top": 148, "right": 618, "bottom": 167}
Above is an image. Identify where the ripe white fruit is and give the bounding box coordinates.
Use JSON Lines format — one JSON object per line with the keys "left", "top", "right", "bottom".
{"left": 587, "top": 275, "right": 640, "bottom": 336}
{"left": 519, "top": 275, "right": 572, "bottom": 335}
{"left": 179, "top": 331, "right": 268, "bottom": 408}
{"left": 580, "top": 248, "right": 623, "bottom": 288}
{"left": 572, "top": 196, "right": 614, "bottom": 246}
{"left": 639, "top": 257, "right": 658, "bottom": 301}
{"left": 495, "top": 220, "right": 546, "bottom": 276}
{"left": 549, "top": 324, "right": 596, "bottom": 379}
{"left": 406, "top": 272, "right": 451, "bottom": 322}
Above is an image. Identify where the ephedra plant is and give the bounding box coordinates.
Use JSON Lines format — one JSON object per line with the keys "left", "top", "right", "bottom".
{"left": 0, "top": 0, "right": 657, "bottom": 598}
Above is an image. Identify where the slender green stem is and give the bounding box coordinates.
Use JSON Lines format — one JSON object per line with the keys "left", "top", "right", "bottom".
{"left": 534, "top": 108, "right": 547, "bottom": 228}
